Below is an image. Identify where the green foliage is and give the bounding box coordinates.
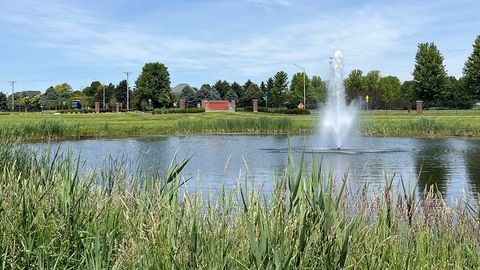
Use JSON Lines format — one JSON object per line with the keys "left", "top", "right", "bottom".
{"left": 231, "top": 82, "right": 242, "bottom": 98}
{"left": 224, "top": 88, "right": 238, "bottom": 101}
{"left": 155, "top": 107, "right": 205, "bottom": 114}
{"left": 42, "top": 86, "right": 59, "bottom": 110}
{"left": 288, "top": 72, "right": 309, "bottom": 108}
{"left": 378, "top": 75, "right": 401, "bottom": 106}
{"left": 267, "top": 108, "right": 311, "bottom": 114}
{"left": 180, "top": 85, "right": 197, "bottom": 107}
{"left": 240, "top": 83, "right": 261, "bottom": 107}
{"left": 0, "top": 120, "right": 81, "bottom": 138}
{"left": 195, "top": 85, "right": 216, "bottom": 103}
{"left": 135, "top": 62, "right": 172, "bottom": 108}
{"left": 412, "top": 42, "right": 448, "bottom": 103}
{"left": 269, "top": 71, "right": 289, "bottom": 107}
{"left": 463, "top": 35, "right": 480, "bottom": 100}
{"left": 309, "top": 75, "right": 327, "bottom": 108}
{"left": 0, "top": 92, "right": 9, "bottom": 111}
{"left": 1, "top": 143, "right": 480, "bottom": 268}
{"left": 210, "top": 88, "right": 221, "bottom": 100}
{"left": 344, "top": 69, "right": 364, "bottom": 102}
{"left": 115, "top": 80, "right": 129, "bottom": 108}
{"left": 213, "top": 80, "right": 230, "bottom": 99}
{"left": 401, "top": 80, "right": 416, "bottom": 101}
{"left": 362, "top": 70, "right": 381, "bottom": 108}
{"left": 177, "top": 116, "right": 294, "bottom": 133}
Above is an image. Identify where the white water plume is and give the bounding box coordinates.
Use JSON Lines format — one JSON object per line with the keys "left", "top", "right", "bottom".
{"left": 319, "top": 50, "right": 357, "bottom": 149}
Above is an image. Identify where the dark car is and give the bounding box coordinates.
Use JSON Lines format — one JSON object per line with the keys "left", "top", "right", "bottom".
{"left": 72, "top": 100, "right": 82, "bottom": 110}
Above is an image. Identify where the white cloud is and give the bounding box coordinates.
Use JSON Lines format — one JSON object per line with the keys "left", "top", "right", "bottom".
{"left": 1, "top": 0, "right": 475, "bottom": 86}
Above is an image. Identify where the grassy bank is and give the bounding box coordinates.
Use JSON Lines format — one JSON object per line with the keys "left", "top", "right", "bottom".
{"left": 1, "top": 142, "right": 479, "bottom": 268}
{"left": 1, "top": 110, "right": 480, "bottom": 140}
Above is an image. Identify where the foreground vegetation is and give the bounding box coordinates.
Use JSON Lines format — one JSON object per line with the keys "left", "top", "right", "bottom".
{"left": 1, "top": 110, "right": 480, "bottom": 141}
{"left": 1, "top": 142, "right": 479, "bottom": 268}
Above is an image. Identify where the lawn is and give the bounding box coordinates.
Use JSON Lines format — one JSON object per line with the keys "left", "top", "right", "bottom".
{"left": 1, "top": 109, "right": 480, "bottom": 140}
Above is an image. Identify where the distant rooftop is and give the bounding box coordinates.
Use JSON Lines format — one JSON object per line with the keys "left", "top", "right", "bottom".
{"left": 171, "top": 83, "right": 190, "bottom": 94}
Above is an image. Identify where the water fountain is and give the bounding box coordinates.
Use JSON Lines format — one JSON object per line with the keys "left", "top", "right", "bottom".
{"left": 319, "top": 50, "right": 357, "bottom": 149}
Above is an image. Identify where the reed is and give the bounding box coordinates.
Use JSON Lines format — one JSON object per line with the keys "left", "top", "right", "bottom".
{"left": 176, "top": 116, "right": 298, "bottom": 134}
{"left": 359, "top": 117, "right": 480, "bottom": 136}
{"left": 2, "top": 112, "right": 480, "bottom": 141}
{"left": 1, "top": 142, "right": 479, "bottom": 269}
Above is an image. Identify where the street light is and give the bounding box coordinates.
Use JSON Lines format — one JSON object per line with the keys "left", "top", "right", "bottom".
{"left": 293, "top": 64, "right": 306, "bottom": 109}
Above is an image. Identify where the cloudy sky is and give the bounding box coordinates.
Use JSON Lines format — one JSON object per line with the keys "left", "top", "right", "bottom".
{"left": 0, "top": 0, "right": 478, "bottom": 92}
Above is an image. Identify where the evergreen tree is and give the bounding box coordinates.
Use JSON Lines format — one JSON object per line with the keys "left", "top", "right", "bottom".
{"left": 240, "top": 83, "right": 261, "bottom": 107}
{"left": 412, "top": 42, "right": 448, "bottom": 104}
{"left": 213, "top": 80, "right": 230, "bottom": 99}
{"left": 180, "top": 85, "right": 197, "bottom": 107}
{"left": 231, "top": 82, "right": 242, "bottom": 98}
{"left": 195, "top": 84, "right": 213, "bottom": 102}
{"left": 210, "top": 88, "right": 221, "bottom": 100}
{"left": 224, "top": 89, "right": 238, "bottom": 102}
{"left": 463, "top": 35, "right": 480, "bottom": 100}
{"left": 0, "top": 92, "right": 7, "bottom": 111}
{"left": 271, "top": 71, "right": 289, "bottom": 107}
{"left": 115, "top": 80, "right": 130, "bottom": 108}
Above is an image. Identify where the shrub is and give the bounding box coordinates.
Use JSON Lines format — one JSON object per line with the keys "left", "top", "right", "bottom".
{"left": 266, "top": 108, "right": 311, "bottom": 115}
{"left": 154, "top": 108, "right": 206, "bottom": 114}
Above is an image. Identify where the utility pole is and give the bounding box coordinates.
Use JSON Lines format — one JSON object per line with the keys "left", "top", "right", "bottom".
{"left": 9, "top": 81, "right": 17, "bottom": 111}
{"left": 103, "top": 84, "right": 106, "bottom": 110}
{"left": 293, "top": 64, "right": 306, "bottom": 109}
{"left": 124, "top": 72, "right": 131, "bottom": 110}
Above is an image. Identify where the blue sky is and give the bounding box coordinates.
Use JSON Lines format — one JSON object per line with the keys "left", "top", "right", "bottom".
{"left": 0, "top": 0, "right": 478, "bottom": 92}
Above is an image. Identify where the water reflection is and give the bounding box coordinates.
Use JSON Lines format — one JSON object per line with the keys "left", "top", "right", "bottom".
{"left": 414, "top": 141, "right": 449, "bottom": 196}
{"left": 465, "top": 141, "right": 480, "bottom": 197}
{"left": 30, "top": 135, "right": 480, "bottom": 201}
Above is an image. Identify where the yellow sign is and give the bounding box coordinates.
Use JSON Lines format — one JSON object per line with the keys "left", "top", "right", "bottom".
{"left": 298, "top": 103, "right": 305, "bottom": 109}
{"left": 366, "top": 95, "right": 369, "bottom": 103}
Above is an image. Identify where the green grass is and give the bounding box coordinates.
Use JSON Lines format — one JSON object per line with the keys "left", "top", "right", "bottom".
{"left": 1, "top": 142, "right": 479, "bottom": 268}
{"left": 1, "top": 110, "right": 480, "bottom": 140}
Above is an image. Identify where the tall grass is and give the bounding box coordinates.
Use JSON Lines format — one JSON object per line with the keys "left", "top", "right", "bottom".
{"left": 0, "top": 120, "right": 82, "bottom": 140}
{"left": 176, "top": 116, "right": 297, "bottom": 134}
{"left": 1, "top": 142, "right": 479, "bottom": 268}
{"left": 360, "top": 117, "right": 480, "bottom": 136}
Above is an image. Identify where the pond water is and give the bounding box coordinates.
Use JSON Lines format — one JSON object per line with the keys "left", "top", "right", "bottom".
{"left": 31, "top": 135, "right": 480, "bottom": 202}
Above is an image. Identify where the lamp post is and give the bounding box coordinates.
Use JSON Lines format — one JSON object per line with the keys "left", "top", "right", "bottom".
{"left": 293, "top": 64, "right": 306, "bottom": 109}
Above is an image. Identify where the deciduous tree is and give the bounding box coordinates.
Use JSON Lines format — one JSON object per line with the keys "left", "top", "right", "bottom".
{"left": 135, "top": 62, "right": 171, "bottom": 108}
{"left": 412, "top": 42, "right": 448, "bottom": 104}
{"left": 344, "top": 69, "right": 363, "bottom": 103}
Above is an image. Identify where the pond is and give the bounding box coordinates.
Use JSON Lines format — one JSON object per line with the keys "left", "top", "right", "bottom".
{"left": 31, "top": 135, "right": 480, "bottom": 202}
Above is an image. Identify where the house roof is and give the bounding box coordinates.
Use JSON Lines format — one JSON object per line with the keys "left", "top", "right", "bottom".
{"left": 171, "top": 83, "right": 190, "bottom": 94}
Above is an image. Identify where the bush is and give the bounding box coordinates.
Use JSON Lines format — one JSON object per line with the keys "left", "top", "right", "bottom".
{"left": 58, "top": 109, "right": 95, "bottom": 114}
{"left": 243, "top": 106, "right": 268, "bottom": 112}
{"left": 267, "top": 108, "right": 311, "bottom": 115}
{"left": 154, "top": 108, "right": 205, "bottom": 114}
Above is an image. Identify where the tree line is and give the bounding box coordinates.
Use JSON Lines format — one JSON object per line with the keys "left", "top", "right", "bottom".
{"left": 1, "top": 36, "right": 479, "bottom": 111}
{"left": 345, "top": 36, "right": 480, "bottom": 109}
